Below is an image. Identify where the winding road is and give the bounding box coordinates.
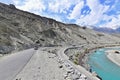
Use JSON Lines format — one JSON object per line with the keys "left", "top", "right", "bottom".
{"left": 0, "top": 46, "right": 100, "bottom": 80}
{"left": 0, "top": 49, "right": 36, "bottom": 80}
{"left": 57, "top": 47, "right": 100, "bottom": 80}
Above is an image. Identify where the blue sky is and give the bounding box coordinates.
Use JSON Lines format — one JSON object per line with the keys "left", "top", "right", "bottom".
{"left": 0, "top": 0, "right": 120, "bottom": 29}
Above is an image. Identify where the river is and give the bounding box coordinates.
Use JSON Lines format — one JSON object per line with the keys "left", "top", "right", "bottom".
{"left": 87, "top": 48, "right": 120, "bottom": 80}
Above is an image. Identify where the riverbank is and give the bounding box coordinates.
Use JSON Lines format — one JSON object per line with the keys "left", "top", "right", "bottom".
{"left": 106, "top": 50, "right": 120, "bottom": 66}
{"left": 81, "top": 44, "right": 120, "bottom": 67}
{"left": 64, "top": 44, "right": 120, "bottom": 68}
{"left": 63, "top": 44, "right": 120, "bottom": 80}
{"left": 66, "top": 44, "right": 120, "bottom": 79}
{"left": 87, "top": 47, "right": 120, "bottom": 80}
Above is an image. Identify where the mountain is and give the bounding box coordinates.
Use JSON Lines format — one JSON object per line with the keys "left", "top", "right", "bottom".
{"left": 93, "top": 27, "right": 120, "bottom": 33}
{"left": 116, "top": 27, "right": 120, "bottom": 32}
{"left": 0, "top": 2, "right": 120, "bottom": 54}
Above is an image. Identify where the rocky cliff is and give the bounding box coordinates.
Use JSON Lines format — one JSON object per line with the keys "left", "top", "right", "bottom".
{"left": 0, "top": 2, "right": 120, "bottom": 54}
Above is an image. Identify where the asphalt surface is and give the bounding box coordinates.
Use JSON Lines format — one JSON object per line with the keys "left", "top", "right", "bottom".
{"left": 0, "top": 49, "right": 35, "bottom": 80}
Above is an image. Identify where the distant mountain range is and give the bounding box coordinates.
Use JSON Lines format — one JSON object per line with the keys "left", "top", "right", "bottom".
{"left": 93, "top": 27, "right": 120, "bottom": 33}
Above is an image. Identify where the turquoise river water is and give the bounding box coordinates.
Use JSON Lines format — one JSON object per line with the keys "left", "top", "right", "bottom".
{"left": 88, "top": 48, "right": 120, "bottom": 80}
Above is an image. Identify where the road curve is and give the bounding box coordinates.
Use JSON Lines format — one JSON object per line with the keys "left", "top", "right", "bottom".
{"left": 57, "top": 47, "right": 100, "bottom": 80}
{"left": 0, "top": 48, "right": 35, "bottom": 80}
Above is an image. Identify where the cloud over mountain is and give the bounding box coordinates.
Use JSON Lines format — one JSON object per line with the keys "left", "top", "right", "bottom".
{"left": 1, "top": 0, "right": 120, "bottom": 29}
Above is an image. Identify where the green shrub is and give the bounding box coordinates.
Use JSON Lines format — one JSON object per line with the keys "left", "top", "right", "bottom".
{"left": 75, "top": 53, "right": 80, "bottom": 57}
{"left": 73, "top": 58, "right": 79, "bottom": 65}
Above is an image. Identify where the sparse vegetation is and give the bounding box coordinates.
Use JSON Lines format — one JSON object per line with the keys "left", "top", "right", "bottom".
{"left": 84, "top": 48, "right": 89, "bottom": 53}
{"left": 42, "top": 29, "right": 57, "bottom": 38}
{"left": 82, "top": 26, "right": 87, "bottom": 29}
{"left": 73, "top": 52, "right": 81, "bottom": 65}
{"left": 75, "top": 52, "right": 80, "bottom": 57}
{"left": 97, "top": 33, "right": 104, "bottom": 37}
{"left": 77, "top": 34, "right": 87, "bottom": 40}
{"left": 73, "top": 58, "right": 79, "bottom": 65}
{"left": 12, "top": 22, "right": 19, "bottom": 26}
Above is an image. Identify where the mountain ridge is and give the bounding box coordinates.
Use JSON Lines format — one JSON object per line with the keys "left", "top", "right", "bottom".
{"left": 93, "top": 27, "right": 120, "bottom": 33}
{"left": 0, "top": 2, "right": 120, "bottom": 54}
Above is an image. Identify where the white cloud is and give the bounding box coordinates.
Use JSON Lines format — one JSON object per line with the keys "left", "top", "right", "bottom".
{"left": 12, "top": 0, "right": 120, "bottom": 29}
{"left": 75, "top": 0, "right": 120, "bottom": 29}
{"left": 75, "top": 0, "right": 110, "bottom": 26}
{"left": 99, "top": 15, "right": 120, "bottom": 29}
{"left": 43, "top": 14, "right": 62, "bottom": 22}
{"left": 69, "top": 1, "right": 84, "bottom": 19}
{"left": 48, "top": 0, "right": 81, "bottom": 14}
{"left": 75, "top": 0, "right": 100, "bottom": 25}
{"left": 14, "top": 0, "right": 46, "bottom": 12}
{"left": 12, "top": 0, "right": 20, "bottom": 5}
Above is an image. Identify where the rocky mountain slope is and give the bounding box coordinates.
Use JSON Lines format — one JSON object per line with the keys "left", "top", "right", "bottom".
{"left": 0, "top": 2, "right": 120, "bottom": 54}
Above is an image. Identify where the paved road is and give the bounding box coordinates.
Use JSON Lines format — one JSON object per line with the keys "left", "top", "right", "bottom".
{"left": 57, "top": 47, "right": 100, "bottom": 80}
{"left": 0, "top": 49, "right": 35, "bottom": 80}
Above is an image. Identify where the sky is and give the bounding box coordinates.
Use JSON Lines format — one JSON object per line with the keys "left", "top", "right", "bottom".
{"left": 0, "top": 0, "right": 120, "bottom": 29}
